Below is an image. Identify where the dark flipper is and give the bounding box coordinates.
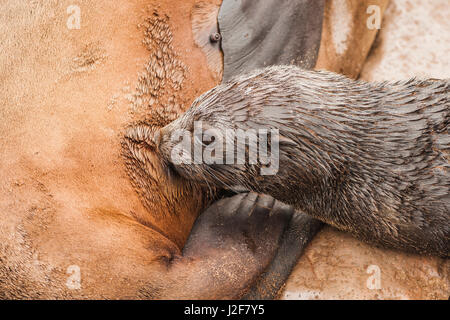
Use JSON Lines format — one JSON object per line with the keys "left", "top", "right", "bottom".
{"left": 242, "top": 212, "right": 324, "bottom": 300}
{"left": 218, "top": 0, "right": 325, "bottom": 82}
{"left": 168, "top": 192, "right": 322, "bottom": 299}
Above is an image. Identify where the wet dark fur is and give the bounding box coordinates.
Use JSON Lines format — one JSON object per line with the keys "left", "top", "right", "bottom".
{"left": 158, "top": 65, "right": 449, "bottom": 258}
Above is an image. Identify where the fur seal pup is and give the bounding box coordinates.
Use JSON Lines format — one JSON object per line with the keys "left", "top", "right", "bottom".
{"left": 156, "top": 65, "right": 449, "bottom": 258}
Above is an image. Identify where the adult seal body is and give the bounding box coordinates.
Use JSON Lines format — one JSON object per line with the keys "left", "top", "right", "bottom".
{"left": 157, "top": 65, "right": 450, "bottom": 258}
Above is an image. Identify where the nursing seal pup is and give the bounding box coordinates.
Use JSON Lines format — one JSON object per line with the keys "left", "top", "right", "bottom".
{"left": 155, "top": 65, "right": 449, "bottom": 258}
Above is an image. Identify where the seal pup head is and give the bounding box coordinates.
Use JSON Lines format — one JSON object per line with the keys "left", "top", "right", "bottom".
{"left": 156, "top": 68, "right": 292, "bottom": 194}
{"left": 156, "top": 98, "right": 252, "bottom": 193}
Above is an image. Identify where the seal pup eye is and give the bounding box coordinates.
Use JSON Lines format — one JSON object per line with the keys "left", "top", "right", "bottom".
{"left": 202, "top": 133, "right": 215, "bottom": 146}
{"left": 194, "top": 132, "right": 215, "bottom": 147}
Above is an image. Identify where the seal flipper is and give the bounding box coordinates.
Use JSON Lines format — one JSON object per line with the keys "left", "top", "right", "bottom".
{"left": 167, "top": 192, "right": 322, "bottom": 299}
{"left": 242, "top": 211, "right": 324, "bottom": 299}
{"left": 218, "top": 0, "right": 325, "bottom": 82}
